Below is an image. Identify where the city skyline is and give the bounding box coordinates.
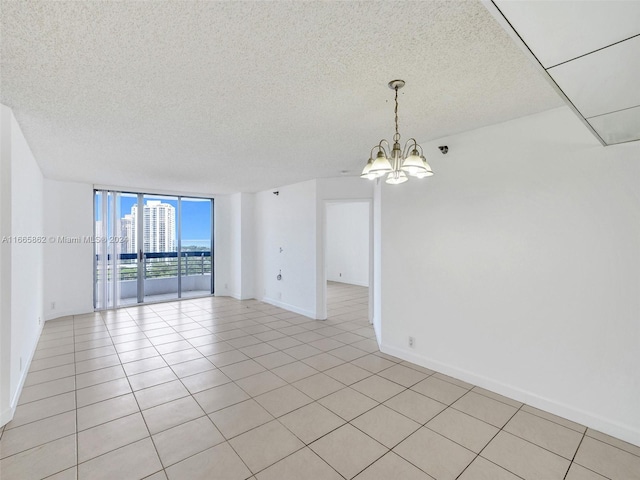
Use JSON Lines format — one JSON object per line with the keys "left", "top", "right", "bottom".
{"left": 95, "top": 195, "right": 212, "bottom": 250}
{"left": 120, "top": 196, "right": 211, "bottom": 248}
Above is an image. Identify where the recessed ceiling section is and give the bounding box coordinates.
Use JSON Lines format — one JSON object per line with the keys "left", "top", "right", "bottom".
{"left": 494, "top": 0, "right": 640, "bottom": 68}
{"left": 489, "top": 0, "right": 640, "bottom": 145}
{"left": 587, "top": 106, "right": 640, "bottom": 145}
{"left": 547, "top": 35, "right": 640, "bottom": 118}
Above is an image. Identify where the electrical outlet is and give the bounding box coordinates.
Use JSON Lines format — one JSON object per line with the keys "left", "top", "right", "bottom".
{"left": 51, "top": 301, "right": 55, "bottom": 310}
{"left": 38, "top": 316, "right": 41, "bottom": 325}
{"left": 339, "top": 273, "right": 342, "bottom": 277}
{"left": 408, "top": 336, "right": 415, "bottom": 348}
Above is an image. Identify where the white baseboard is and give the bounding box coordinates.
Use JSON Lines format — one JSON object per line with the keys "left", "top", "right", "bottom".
{"left": 0, "top": 407, "right": 14, "bottom": 426}
{"left": 260, "top": 296, "right": 318, "bottom": 319}
{"left": 222, "top": 291, "right": 254, "bottom": 301}
{"left": 1, "top": 319, "right": 44, "bottom": 428}
{"left": 44, "top": 306, "right": 92, "bottom": 321}
{"left": 327, "top": 278, "right": 369, "bottom": 287}
{"left": 380, "top": 342, "right": 640, "bottom": 448}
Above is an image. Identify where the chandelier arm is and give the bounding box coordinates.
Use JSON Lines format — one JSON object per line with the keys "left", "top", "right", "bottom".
{"left": 402, "top": 138, "right": 419, "bottom": 157}
{"left": 377, "top": 140, "right": 391, "bottom": 155}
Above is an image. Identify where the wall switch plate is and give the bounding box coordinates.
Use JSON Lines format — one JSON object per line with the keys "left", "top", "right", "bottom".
{"left": 409, "top": 336, "right": 415, "bottom": 348}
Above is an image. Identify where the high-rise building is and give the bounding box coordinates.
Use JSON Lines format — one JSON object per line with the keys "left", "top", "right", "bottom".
{"left": 127, "top": 201, "right": 176, "bottom": 253}
{"left": 120, "top": 214, "right": 134, "bottom": 253}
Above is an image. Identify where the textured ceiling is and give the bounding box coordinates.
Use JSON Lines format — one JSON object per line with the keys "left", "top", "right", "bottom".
{"left": 0, "top": 0, "right": 562, "bottom": 194}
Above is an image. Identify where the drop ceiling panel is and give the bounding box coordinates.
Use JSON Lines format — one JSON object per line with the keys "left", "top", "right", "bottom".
{"left": 547, "top": 35, "right": 640, "bottom": 119}
{"left": 587, "top": 106, "right": 640, "bottom": 145}
{"left": 494, "top": 0, "right": 640, "bottom": 68}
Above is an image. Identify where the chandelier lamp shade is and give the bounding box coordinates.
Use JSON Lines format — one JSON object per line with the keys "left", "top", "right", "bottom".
{"left": 361, "top": 80, "right": 433, "bottom": 184}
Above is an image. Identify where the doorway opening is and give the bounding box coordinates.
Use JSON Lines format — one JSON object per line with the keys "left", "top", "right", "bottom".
{"left": 324, "top": 200, "right": 373, "bottom": 323}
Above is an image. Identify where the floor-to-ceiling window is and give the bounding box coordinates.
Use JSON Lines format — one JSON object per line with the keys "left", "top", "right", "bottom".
{"left": 94, "top": 190, "right": 213, "bottom": 309}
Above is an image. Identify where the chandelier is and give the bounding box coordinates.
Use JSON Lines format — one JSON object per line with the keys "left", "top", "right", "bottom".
{"left": 361, "top": 80, "right": 433, "bottom": 184}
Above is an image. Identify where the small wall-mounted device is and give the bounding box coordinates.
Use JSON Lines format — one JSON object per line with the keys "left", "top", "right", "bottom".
{"left": 277, "top": 270, "right": 282, "bottom": 281}
{"left": 438, "top": 145, "right": 448, "bottom": 154}
{"left": 273, "top": 191, "right": 279, "bottom": 196}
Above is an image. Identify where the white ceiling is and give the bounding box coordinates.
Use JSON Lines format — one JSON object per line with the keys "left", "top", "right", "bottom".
{"left": 493, "top": 0, "right": 640, "bottom": 69}
{"left": 0, "top": 0, "right": 563, "bottom": 194}
{"left": 492, "top": 0, "right": 640, "bottom": 146}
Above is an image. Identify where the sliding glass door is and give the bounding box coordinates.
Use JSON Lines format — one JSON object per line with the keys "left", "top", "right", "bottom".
{"left": 180, "top": 197, "right": 213, "bottom": 299}
{"left": 116, "top": 192, "right": 139, "bottom": 306}
{"left": 142, "top": 194, "right": 179, "bottom": 303}
{"left": 94, "top": 190, "right": 213, "bottom": 309}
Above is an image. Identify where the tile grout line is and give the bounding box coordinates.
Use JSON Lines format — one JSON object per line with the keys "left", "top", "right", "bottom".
{"left": 453, "top": 401, "right": 526, "bottom": 480}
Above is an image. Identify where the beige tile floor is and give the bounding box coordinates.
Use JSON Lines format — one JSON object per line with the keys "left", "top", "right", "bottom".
{"left": 1, "top": 282, "right": 639, "bottom": 479}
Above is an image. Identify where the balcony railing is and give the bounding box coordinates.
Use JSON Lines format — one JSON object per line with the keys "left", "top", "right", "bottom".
{"left": 96, "top": 251, "right": 212, "bottom": 281}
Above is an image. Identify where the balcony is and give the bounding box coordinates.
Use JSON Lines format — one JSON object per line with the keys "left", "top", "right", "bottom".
{"left": 96, "top": 251, "right": 212, "bottom": 305}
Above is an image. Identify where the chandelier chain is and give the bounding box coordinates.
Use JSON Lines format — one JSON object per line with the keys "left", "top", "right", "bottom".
{"left": 394, "top": 86, "right": 399, "bottom": 140}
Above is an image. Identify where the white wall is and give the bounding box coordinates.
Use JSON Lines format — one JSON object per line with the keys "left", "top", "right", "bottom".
{"left": 43, "top": 179, "right": 94, "bottom": 320}
{"left": 326, "top": 202, "right": 369, "bottom": 286}
{"left": 251, "top": 178, "right": 374, "bottom": 320}
{"left": 379, "top": 107, "right": 640, "bottom": 446}
{"left": 0, "top": 105, "right": 14, "bottom": 425}
{"left": 254, "top": 180, "right": 318, "bottom": 317}
{"left": 213, "top": 194, "right": 232, "bottom": 297}
{"left": 1, "top": 105, "right": 45, "bottom": 425}
{"left": 229, "top": 193, "right": 242, "bottom": 296}
{"left": 372, "top": 181, "right": 382, "bottom": 343}
{"left": 240, "top": 193, "right": 255, "bottom": 300}
{"left": 224, "top": 192, "right": 255, "bottom": 300}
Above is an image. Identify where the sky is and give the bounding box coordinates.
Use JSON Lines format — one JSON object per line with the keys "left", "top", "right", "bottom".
{"left": 96, "top": 193, "right": 212, "bottom": 248}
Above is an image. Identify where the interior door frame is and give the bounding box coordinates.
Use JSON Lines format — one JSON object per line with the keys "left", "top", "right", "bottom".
{"left": 320, "top": 198, "right": 374, "bottom": 323}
